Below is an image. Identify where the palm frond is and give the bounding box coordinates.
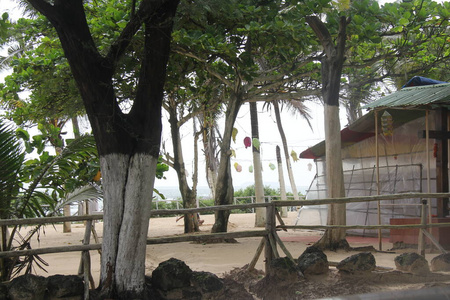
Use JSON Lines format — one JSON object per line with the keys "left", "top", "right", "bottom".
{"left": 17, "top": 134, "right": 97, "bottom": 217}
{"left": 0, "top": 121, "right": 24, "bottom": 219}
{"left": 54, "top": 183, "right": 103, "bottom": 213}
{"left": 282, "top": 100, "right": 313, "bottom": 130}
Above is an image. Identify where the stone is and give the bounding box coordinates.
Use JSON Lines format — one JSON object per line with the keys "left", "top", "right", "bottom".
{"left": 431, "top": 253, "right": 450, "bottom": 272}
{"left": 395, "top": 252, "right": 430, "bottom": 275}
{"left": 47, "top": 274, "right": 83, "bottom": 299}
{"left": 220, "top": 278, "right": 254, "bottom": 300}
{"left": 191, "top": 271, "right": 224, "bottom": 293}
{"left": 152, "top": 258, "right": 193, "bottom": 291}
{"left": 0, "top": 283, "right": 7, "bottom": 300}
{"left": 337, "top": 252, "right": 376, "bottom": 273}
{"left": 8, "top": 274, "right": 48, "bottom": 300}
{"left": 297, "top": 246, "right": 329, "bottom": 275}
{"left": 268, "top": 257, "right": 299, "bottom": 282}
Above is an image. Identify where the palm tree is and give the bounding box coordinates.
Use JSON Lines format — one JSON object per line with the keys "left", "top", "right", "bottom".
{"left": 264, "top": 99, "right": 313, "bottom": 209}
{"left": 0, "top": 120, "right": 102, "bottom": 280}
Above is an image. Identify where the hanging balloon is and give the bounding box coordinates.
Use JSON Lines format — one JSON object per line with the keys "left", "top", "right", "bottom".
{"left": 381, "top": 111, "right": 393, "bottom": 137}
{"left": 252, "top": 138, "right": 260, "bottom": 150}
{"left": 232, "top": 128, "right": 238, "bottom": 143}
{"left": 290, "top": 149, "right": 299, "bottom": 162}
{"left": 249, "top": 165, "right": 254, "bottom": 173}
{"left": 234, "top": 162, "right": 242, "bottom": 172}
{"left": 269, "top": 163, "right": 276, "bottom": 170}
{"left": 244, "top": 137, "right": 252, "bottom": 148}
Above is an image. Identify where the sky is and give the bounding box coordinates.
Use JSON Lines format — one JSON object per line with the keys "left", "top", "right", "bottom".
{"left": 0, "top": 0, "right": 433, "bottom": 193}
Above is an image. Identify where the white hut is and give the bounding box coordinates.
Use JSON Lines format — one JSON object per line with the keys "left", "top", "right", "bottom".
{"left": 298, "top": 78, "right": 450, "bottom": 246}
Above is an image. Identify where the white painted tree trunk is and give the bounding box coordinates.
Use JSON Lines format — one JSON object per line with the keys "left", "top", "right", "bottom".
{"left": 250, "top": 102, "right": 265, "bottom": 227}
{"left": 100, "top": 153, "right": 157, "bottom": 297}
{"left": 273, "top": 101, "right": 300, "bottom": 201}
{"left": 253, "top": 150, "right": 266, "bottom": 227}
{"left": 324, "top": 105, "right": 346, "bottom": 238}
{"left": 63, "top": 205, "right": 71, "bottom": 233}
{"left": 276, "top": 145, "right": 288, "bottom": 217}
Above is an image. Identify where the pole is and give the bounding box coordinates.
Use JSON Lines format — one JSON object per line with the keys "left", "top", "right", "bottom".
{"left": 375, "top": 110, "right": 382, "bottom": 251}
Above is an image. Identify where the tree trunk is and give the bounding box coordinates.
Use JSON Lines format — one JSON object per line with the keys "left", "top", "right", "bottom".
{"left": 273, "top": 101, "right": 300, "bottom": 201}
{"left": 276, "top": 145, "right": 288, "bottom": 217}
{"left": 100, "top": 153, "right": 156, "bottom": 297}
{"left": 168, "top": 97, "right": 199, "bottom": 233}
{"left": 306, "top": 15, "right": 349, "bottom": 251}
{"left": 200, "top": 115, "right": 219, "bottom": 200}
{"left": 26, "top": 1, "right": 180, "bottom": 297}
{"left": 250, "top": 102, "right": 265, "bottom": 227}
{"left": 211, "top": 94, "right": 242, "bottom": 233}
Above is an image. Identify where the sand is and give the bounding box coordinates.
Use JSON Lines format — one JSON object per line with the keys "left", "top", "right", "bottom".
{"left": 17, "top": 211, "right": 444, "bottom": 288}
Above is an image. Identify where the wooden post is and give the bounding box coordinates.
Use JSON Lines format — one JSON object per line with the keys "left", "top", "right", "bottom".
{"left": 435, "top": 108, "right": 449, "bottom": 217}
{"left": 426, "top": 110, "right": 432, "bottom": 228}
{"left": 248, "top": 238, "right": 265, "bottom": 271}
{"left": 265, "top": 202, "right": 276, "bottom": 273}
{"left": 418, "top": 199, "right": 426, "bottom": 256}
{"left": 80, "top": 220, "right": 94, "bottom": 299}
{"left": 375, "top": 110, "right": 382, "bottom": 251}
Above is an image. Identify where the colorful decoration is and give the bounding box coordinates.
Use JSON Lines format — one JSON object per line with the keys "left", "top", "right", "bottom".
{"left": 269, "top": 163, "right": 276, "bottom": 170}
{"left": 234, "top": 162, "right": 242, "bottom": 172}
{"left": 244, "top": 137, "right": 251, "bottom": 148}
{"left": 381, "top": 111, "right": 393, "bottom": 137}
{"left": 252, "top": 138, "right": 260, "bottom": 150}
{"left": 249, "top": 165, "right": 253, "bottom": 173}
{"left": 93, "top": 170, "right": 101, "bottom": 182}
{"left": 290, "top": 150, "right": 298, "bottom": 162}
{"left": 232, "top": 128, "right": 238, "bottom": 143}
{"left": 231, "top": 149, "right": 236, "bottom": 158}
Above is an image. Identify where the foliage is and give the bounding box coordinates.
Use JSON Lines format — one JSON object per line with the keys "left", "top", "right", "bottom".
{"left": 0, "top": 121, "right": 25, "bottom": 220}
{"left": 0, "top": 14, "right": 83, "bottom": 127}
{"left": 0, "top": 119, "right": 102, "bottom": 281}
{"left": 234, "top": 185, "right": 279, "bottom": 198}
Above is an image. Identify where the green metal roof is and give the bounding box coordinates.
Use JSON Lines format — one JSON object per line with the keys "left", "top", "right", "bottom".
{"left": 363, "top": 83, "right": 450, "bottom": 109}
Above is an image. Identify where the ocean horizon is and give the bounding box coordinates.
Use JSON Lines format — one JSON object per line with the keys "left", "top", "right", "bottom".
{"left": 153, "top": 184, "right": 309, "bottom": 200}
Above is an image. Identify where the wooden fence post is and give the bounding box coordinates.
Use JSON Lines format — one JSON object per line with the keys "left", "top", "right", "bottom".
{"left": 265, "top": 202, "right": 276, "bottom": 273}
{"left": 78, "top": 220, "right": 94, "bottom": 300}
{"left": 418, "top": 199, "right": 427, "bottom": 256}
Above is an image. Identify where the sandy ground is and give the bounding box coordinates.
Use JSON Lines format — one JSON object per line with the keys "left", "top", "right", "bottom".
{"left": 17, "top": 211, "right": 443, "bottom": 288}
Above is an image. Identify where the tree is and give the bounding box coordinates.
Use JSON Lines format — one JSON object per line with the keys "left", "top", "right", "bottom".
{"left": 249, "top": 101, "right": 265, "bottom": 226}
{"left": 271, "top": 100, "right": 312, "bottom": 205}
{"left": 302, "top": 0, "right": 450, "bottom": 249}
{"left": 0, "top": 119, "right": 100, "bottom": 281}
{"left": 19, "top": 0, "right": 180, "bottom": 297}
{"left": 165, "top": 90, "right": 201, "bottom": 233}
{"left": 306, "top": 14, "right": 350, "bottom": 250}
{"left": 173, "top": 0, "right": 322, "bottom": 232}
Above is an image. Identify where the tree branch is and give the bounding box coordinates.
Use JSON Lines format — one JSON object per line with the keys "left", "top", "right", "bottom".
{"left": 27, "top": 0, "right": 57, "bottom": 20}
{"left": 172, "top": 48, "right": 234, "bottom": 88}
{"left": 106, "top": 0, "right": 168, "bottom": 65}
{"left": 306, "top": 15, "right": 335, "bottom": 58}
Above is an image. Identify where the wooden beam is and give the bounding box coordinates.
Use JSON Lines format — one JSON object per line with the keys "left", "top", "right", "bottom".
{"left": 435, "top": 108, "right": 449, "bottom": 217}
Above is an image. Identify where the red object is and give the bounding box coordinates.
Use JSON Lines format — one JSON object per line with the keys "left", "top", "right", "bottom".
{"left": 390, "top": 218, "right": 450, "bottom": 249}
{"left": 244, "top": 137, "right": 251, "bottom": 149}
{"left": 434, "top": 143, "right": 438, "bottom": 158}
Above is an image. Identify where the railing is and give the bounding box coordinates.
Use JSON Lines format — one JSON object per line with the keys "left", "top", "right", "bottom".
{"left": 153, "top": 195, "right": 303, "bottom": 211}
{"left": 1, "top": 193, "right": 449, "bottom": 257}
{"left": 1, "top": 192, "right": 450, "bottom": 297}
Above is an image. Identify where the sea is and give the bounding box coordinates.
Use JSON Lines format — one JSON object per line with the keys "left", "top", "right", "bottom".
{"left": 154, "top": 184, "right": 309, "bottom": 201}
{"left": 70, "top": 184, "right": 308, "bottom": 214}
